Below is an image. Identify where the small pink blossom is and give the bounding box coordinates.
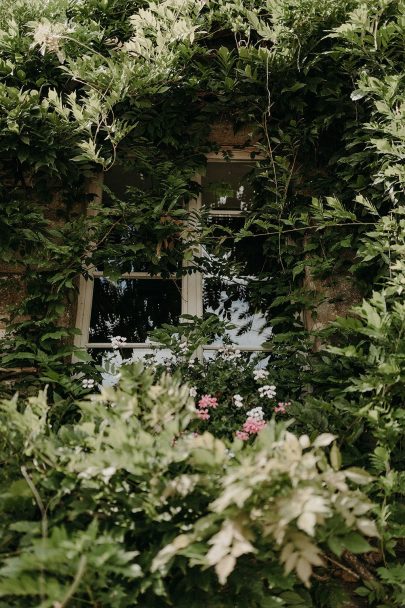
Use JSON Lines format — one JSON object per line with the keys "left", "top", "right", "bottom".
{"left": 243, "top": 418, "right": 267, "bottom": 434}
{"left": 196, "top": 408, "right": 210, "bottom": 420}
{"left": 198, "top": 395, "right": 218, "bottom": 409}
{"left": 274, "top": 401, "right": 291, "bottom": 414}
{"left": 236, "top": 431, "right": 249, "bottom": 441}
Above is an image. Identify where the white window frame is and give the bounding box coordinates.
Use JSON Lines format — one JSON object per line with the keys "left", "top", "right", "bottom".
{"left": 74, "top": 149, "right": 269, "bottom": 357}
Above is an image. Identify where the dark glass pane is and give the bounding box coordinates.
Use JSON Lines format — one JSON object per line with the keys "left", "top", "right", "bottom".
{"left": 201, "top": 161, "right": 254, "bottom": 210}
{"left": 89, "top": 278, "right": 181, "bottom": 343}
{"left": 203, "top": 277, "right": 272, "bottom": 348}
{"left": 97, "top": 167, "right": 184, "bottom": 275}
{"left": 203, "top": 217, "right": 270, "bottom": 276}
{"left": 103, "top": 166, "right": 149, "bottom": 204}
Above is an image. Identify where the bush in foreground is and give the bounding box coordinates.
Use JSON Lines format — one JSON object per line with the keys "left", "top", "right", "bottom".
{"left": 0, "top": 363, "right": 378, "bottom": 607}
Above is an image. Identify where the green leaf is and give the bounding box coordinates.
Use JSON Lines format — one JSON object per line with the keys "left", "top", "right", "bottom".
{"left": 341, "top": 533, "right": 373, "bottom": 554}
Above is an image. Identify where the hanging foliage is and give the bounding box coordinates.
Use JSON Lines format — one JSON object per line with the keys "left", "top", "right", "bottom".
{"left": 0, "top": 0, "right": 404, "bottom": 605}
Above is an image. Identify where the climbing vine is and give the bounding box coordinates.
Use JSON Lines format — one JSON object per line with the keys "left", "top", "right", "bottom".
{"left": 0, "top": 0, "right": 404, "bottom": 605}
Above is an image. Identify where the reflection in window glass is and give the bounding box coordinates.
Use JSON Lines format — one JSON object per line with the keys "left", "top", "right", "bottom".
{"left": 89, "top": 348, "right": 173, "bottom": 386}
{"left": 203, "top": 216, "right": 269, "bottom": 277}
{"left": 202, "top": 215, "right": 272, "bottom": 349}
{"left": 202, "top": 349, "right": 270, "bottom": 368}
{"left": 203, "top": 277, "right": 272, "bottom": 348}
{"left": 201, "top": 161, "right": 254, "bottom": 210}
{"left": 89, "top": 278, "right": 181, "bottom": 343}
{"left": 103, "top": 165, "right": 149, "bottom": 204}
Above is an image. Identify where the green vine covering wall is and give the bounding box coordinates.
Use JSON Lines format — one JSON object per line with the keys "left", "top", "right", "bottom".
{"left": 0, "top": 0, "right": 404, "bottom": 606}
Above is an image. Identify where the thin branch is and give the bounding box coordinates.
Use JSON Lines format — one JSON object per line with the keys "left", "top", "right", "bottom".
{"left": 342, "top": 550, "right": 376, "bottom": 582}
{"left": 21, "top": 466, "right": 48, "bottom": 538}
{"left": 57, "top": 555, "right": 87, "bottom": 608}
{"left": 324, "top": 554, "right": 360, "bottom": 581}
{"left": 80, "top": 217, "right": 122, "bottom": 261}
{"left": 205, "top": 221, "right": 376, "bottom": 240}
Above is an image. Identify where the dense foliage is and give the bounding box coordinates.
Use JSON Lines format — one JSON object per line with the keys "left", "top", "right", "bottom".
{"left": 0, "top": 0, "right": 404, "bottom": 606}
{"left": 0, "top": 364, "right": 379, "bottom": 607}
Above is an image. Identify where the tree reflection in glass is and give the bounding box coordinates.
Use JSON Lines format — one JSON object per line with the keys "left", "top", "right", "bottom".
{"left": 201, "top": 161, "right": 255, "bottom": 211}
{"left": 89, "top": 278, "right": 181, "bottom": 343}
{"left": 202, "top": 217, "right": 272, "bottom": 348}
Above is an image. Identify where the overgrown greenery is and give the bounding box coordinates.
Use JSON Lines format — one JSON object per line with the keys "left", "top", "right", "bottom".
{"left": 0, "top": 364, "right": 380, "bottom": 607}
{"left": 0, "top": 0, "right": 404, "bottom": 606}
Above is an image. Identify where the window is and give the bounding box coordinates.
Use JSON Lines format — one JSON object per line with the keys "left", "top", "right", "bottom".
{"left": 74, "top": 150, "right": 271, "bottom": 365}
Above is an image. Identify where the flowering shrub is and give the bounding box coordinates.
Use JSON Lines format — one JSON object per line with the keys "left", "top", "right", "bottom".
{"left": 0, "top": 364, "right": 379, "bottom": 607}
{"left": 99, "top": 316, "right": 295, "bottom": 442}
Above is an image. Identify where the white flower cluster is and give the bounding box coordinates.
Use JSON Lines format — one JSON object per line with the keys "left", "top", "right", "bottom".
{"left": 189, "top": 386, "right": 197, "bottom": 398}
{"left": 233, "top": 394, "right": 244, "bottom": 408}
{"left": 236, "top": 185, "right": 244, "bottom": 199}
{"left": 218, "top": 195, "right": 227, "bottom": 206}
{"left": 253, "top": 369, "right": 268, "bottom": 381}
{"left": 258, "top": 384, "right": 276, "bottom": 399}
{"left": 178, "top": 340, "right": 188, "bottom": 354}
{"left": 218, "top": 347, "right": 241, "bottom": 361}
{"left": 82, "top": 378, "right": 95, "bottom": 389}
{"left": 111, "top": 335, "right": 127, "bottom": 349}
{"left": 246, "top": 406, "right": 264, "bottom": 421}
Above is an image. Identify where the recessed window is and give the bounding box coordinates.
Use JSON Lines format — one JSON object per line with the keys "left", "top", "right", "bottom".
{"left": 75, "top": 152, "right": 271, "bottom": 363}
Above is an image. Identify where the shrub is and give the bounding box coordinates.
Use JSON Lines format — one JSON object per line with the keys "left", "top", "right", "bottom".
{"left": 0, "top": 363, "right": 378, "bottom": 607}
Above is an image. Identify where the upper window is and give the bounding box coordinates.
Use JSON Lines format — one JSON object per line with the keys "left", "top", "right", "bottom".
{"left": 74, "top": 151, "right": 271, "bottom": 366}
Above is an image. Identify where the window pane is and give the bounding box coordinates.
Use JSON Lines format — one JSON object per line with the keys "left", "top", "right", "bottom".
{"left": 201, "top": 161, "right": 254, "bottom": 210}
{"left": 97, "top": 167, "right": 183, "bottom": 274}
{"left": 203, "top": 217, "right": 270, "bottom": 277}
{"left": 203, "top": 277, "right": 272, "bottom": 348}
{"left": 89, "top": 277, "right": 181, "bottom": 343}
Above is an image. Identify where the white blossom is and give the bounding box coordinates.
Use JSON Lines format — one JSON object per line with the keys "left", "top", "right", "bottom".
{"left": 178, "top": 340, "right": 188, "bottom": 353}
{"left": 253, "top": 369, "right": 268, "bottom": 381}
{"left": 111, "top": 335, "right": 127, "bottom": 349}
{"left": 189, "top": 386, "right": 197, "bottom": 398}
{"left": 30, "top": 18, "right": 70, "bottom": 63}
{"left": 246, "top": 406, "right": 264, "bottom": 421}
{"left": 258, "top": 384, "right": 276, "bottom": 399}
{"left": 233, "top": 394, "right": 244, "bottom": 408}
{"left": 101, "top": 466, "right": 117, "bottom": 483}
{"left": 82, "top": 378, "right": 95, "bottom": 389}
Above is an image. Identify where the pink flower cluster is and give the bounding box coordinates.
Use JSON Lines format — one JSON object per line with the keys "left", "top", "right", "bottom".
{"left": 196, "top": 394, "right": 218, "bottom": 421}
{"left": 243, "top": 418, "right": 267, "bottom": 434}
{"left": 236, "top": 417, "right": 267, "bottom": 441}
{"left": 199, "top": 395, "right": 218, "bottom": 409}
{"left": 235, "top": 430, "right": 249, "bottom": 441}
{"left": 274, "top": 401, "right": 291, "bottom": 414}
